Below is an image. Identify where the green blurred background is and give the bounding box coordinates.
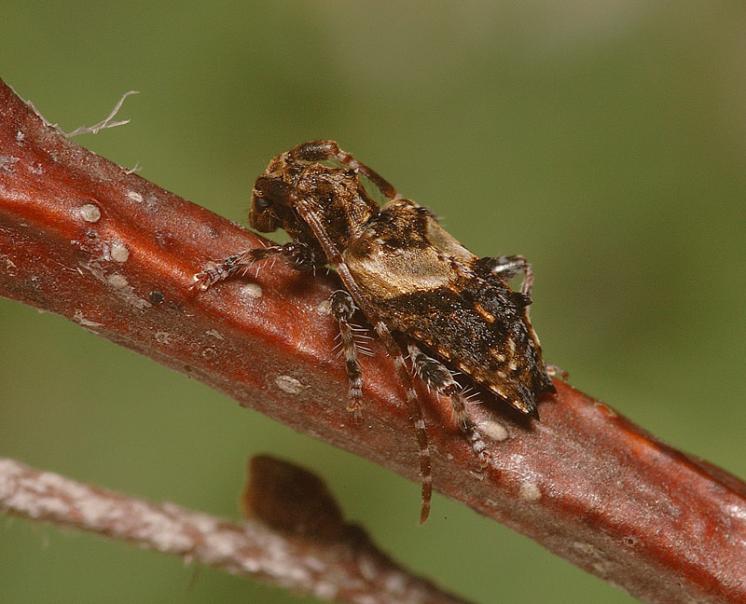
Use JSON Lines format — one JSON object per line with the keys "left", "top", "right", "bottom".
{"left": 1, "top": 2, "right": 744, "bottom": 603}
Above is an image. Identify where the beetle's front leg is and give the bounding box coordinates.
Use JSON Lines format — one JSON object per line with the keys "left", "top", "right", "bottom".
{"left": 192, "top": 242, "right": 321, "bottom": 291}
{"left": 329, "top": 290, "right": 365, "bottom": 421}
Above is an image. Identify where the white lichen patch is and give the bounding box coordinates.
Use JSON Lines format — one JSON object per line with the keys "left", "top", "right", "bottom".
{"left": 155, "top": 331, "right": 172, "bottom": 345}
{"left": 73, "top": 310, "right": 102, "bottom": 328}
{"left": 1, "top": 254, "right": 17, "bottom": 275}
{"left": 0, "top": 155, "right": 19, "bottom": 173}
{"left": 594, "top": 401, "right": 618, "bottom": 418}
{"left": 275, "top": 375, "right": 304, "bottom": 395}
{"left": 200, "top": 530, "right": 242, "bottom": 562}
{"left": 726, "top": 503, "right": 746, "bottom": 522}
{"left": 110, "top": 240, "right": 129, "bottom": 263}
{"left": 519, "top": 480, "right": 542, "bottom": 501}
{"left": 126, "top": 190, "right": 143, "bottom": 203}
{"left": 240, "top": 556, "right": 261, "bottom": 573}
{"left": 383, "top": 571, "right": 407, "bottom": 595}
{"left": 107, "top": 273, "right": 129, "bottom": 289}
{"left": 240, "top": 283, "right": 263, "bottom": 300}
{"left": 102, "top": 273, "right": 150, "bottom": 310}
{"left": 571, "top": 540, "right": 617, "bottom": 577}
{"left": 302, "top": 556, "right": 327, "bottom": 573}
{"left": 357, "top": 555, "right": 379, "bottom": 581}
{"left": 479, "top": 419, "right": 509, "bottom": 441}
{"left": 127, "top": 504, "right": 194, "bottom": 552}
{"left": 143, "top": 193, "right": 160, "bottom": 210}
{"left": 572, "top": 541, "right": 600, "bottom": 557}
{"left": 313, "top": 582, "right": 339, "bottom": 600}
{"left": 78, "top": 203, "right": 101, "bottom": 223}
{"left": 79, "top": 262, "right": 150, "bottom": 310}
{"left": 0, "top": 460, "right": 19, "bottom": 498}
{"left": 316, "top": 299, "right": 331, "bottom": 316}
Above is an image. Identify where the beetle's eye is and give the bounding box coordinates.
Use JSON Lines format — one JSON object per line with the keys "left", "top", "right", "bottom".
{"left": 255, "top": 197, "right": 272, "bottom": 210}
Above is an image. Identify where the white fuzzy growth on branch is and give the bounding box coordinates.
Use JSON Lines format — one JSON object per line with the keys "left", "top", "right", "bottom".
{"left": 0, "top": 458, "right": 466, "bottom": 604}
{"left": 64, "top": 91, "right": 139, "bottom": 137}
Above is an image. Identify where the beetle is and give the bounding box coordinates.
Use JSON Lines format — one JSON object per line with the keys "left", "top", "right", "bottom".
{"left": 193, "top": 141, "right": 555, "bottom": 522}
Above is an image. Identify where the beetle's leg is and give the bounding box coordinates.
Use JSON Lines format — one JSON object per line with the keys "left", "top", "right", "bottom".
{"left": 407, "top": 343, "right": 490, "bottom": 469}
{"left": 369, "top": 321, "right": 432, "bottom": 524}
{"left": 477, "top": 254, "right": 534, "bottom": 299}
{"left": 329, "top": 290, "right": 365, "bottom": 421}
{"left": 291, "top": 198, "right": 432, "bottom": 522}
{"left": 192, "top": 242, "right": 320, "bottom": 291}
{"left": 288, "top": 140, "right": 400, "bottom": 201}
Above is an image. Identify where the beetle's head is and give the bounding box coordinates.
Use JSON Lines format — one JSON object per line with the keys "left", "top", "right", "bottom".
{"left": 249, "top": 175, "right": 296, "bottom": 233}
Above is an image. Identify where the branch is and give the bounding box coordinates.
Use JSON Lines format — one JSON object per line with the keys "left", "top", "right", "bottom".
{"left": 0, "top": 79, "right": 744, "bottom": 604}
{"left": 0, "top": 456, "right": 467, "bottom": 604}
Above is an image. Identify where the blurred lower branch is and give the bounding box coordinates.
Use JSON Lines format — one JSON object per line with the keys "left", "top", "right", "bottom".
{"left": 0, "top": 456, "right": 466, "bottom": 604}
{"left": 0, "top": 80, "right": 744, "bottom": 604}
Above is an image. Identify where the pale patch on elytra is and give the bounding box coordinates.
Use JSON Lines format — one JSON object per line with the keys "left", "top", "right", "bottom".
{"left": 205, "top": 329, "right": 224, "bottom": 340}
{"left": 275, "top": 375, "right": 304, "bottom": 395}
{"left": 126, "top": 190, "right": 143, "bottom": 203}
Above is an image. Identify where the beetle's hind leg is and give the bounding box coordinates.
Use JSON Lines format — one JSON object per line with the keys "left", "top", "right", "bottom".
{"left": 407, "top": 343, "right": 490, "bottom": 468}
{"left": 288, "top": 140, "right": 400, "bottom": 201}
{"left": 329, "top": 290, "right": 368, "bottom": 421}
{"left": 192, "top": 242, "right": 321, "bottom": 290}
{"left": 477, "top": 255, "right": 534, "bottom": 298}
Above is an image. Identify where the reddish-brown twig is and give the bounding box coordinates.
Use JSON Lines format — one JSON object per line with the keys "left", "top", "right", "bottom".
{"left": 1, "top": 80, "right": 745, "bottom": 604}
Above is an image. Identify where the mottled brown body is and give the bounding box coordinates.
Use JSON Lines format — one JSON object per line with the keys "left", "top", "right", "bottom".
{"left": 343, "top": 198, "right": 553, "bottom": 414}
{"left": 194, "top": 140, "right": 554, "bottom": 521}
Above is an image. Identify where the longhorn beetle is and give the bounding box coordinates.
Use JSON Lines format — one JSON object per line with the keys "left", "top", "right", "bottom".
{"left": 193, "top": 141, "right": 555, "bottom": 522}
